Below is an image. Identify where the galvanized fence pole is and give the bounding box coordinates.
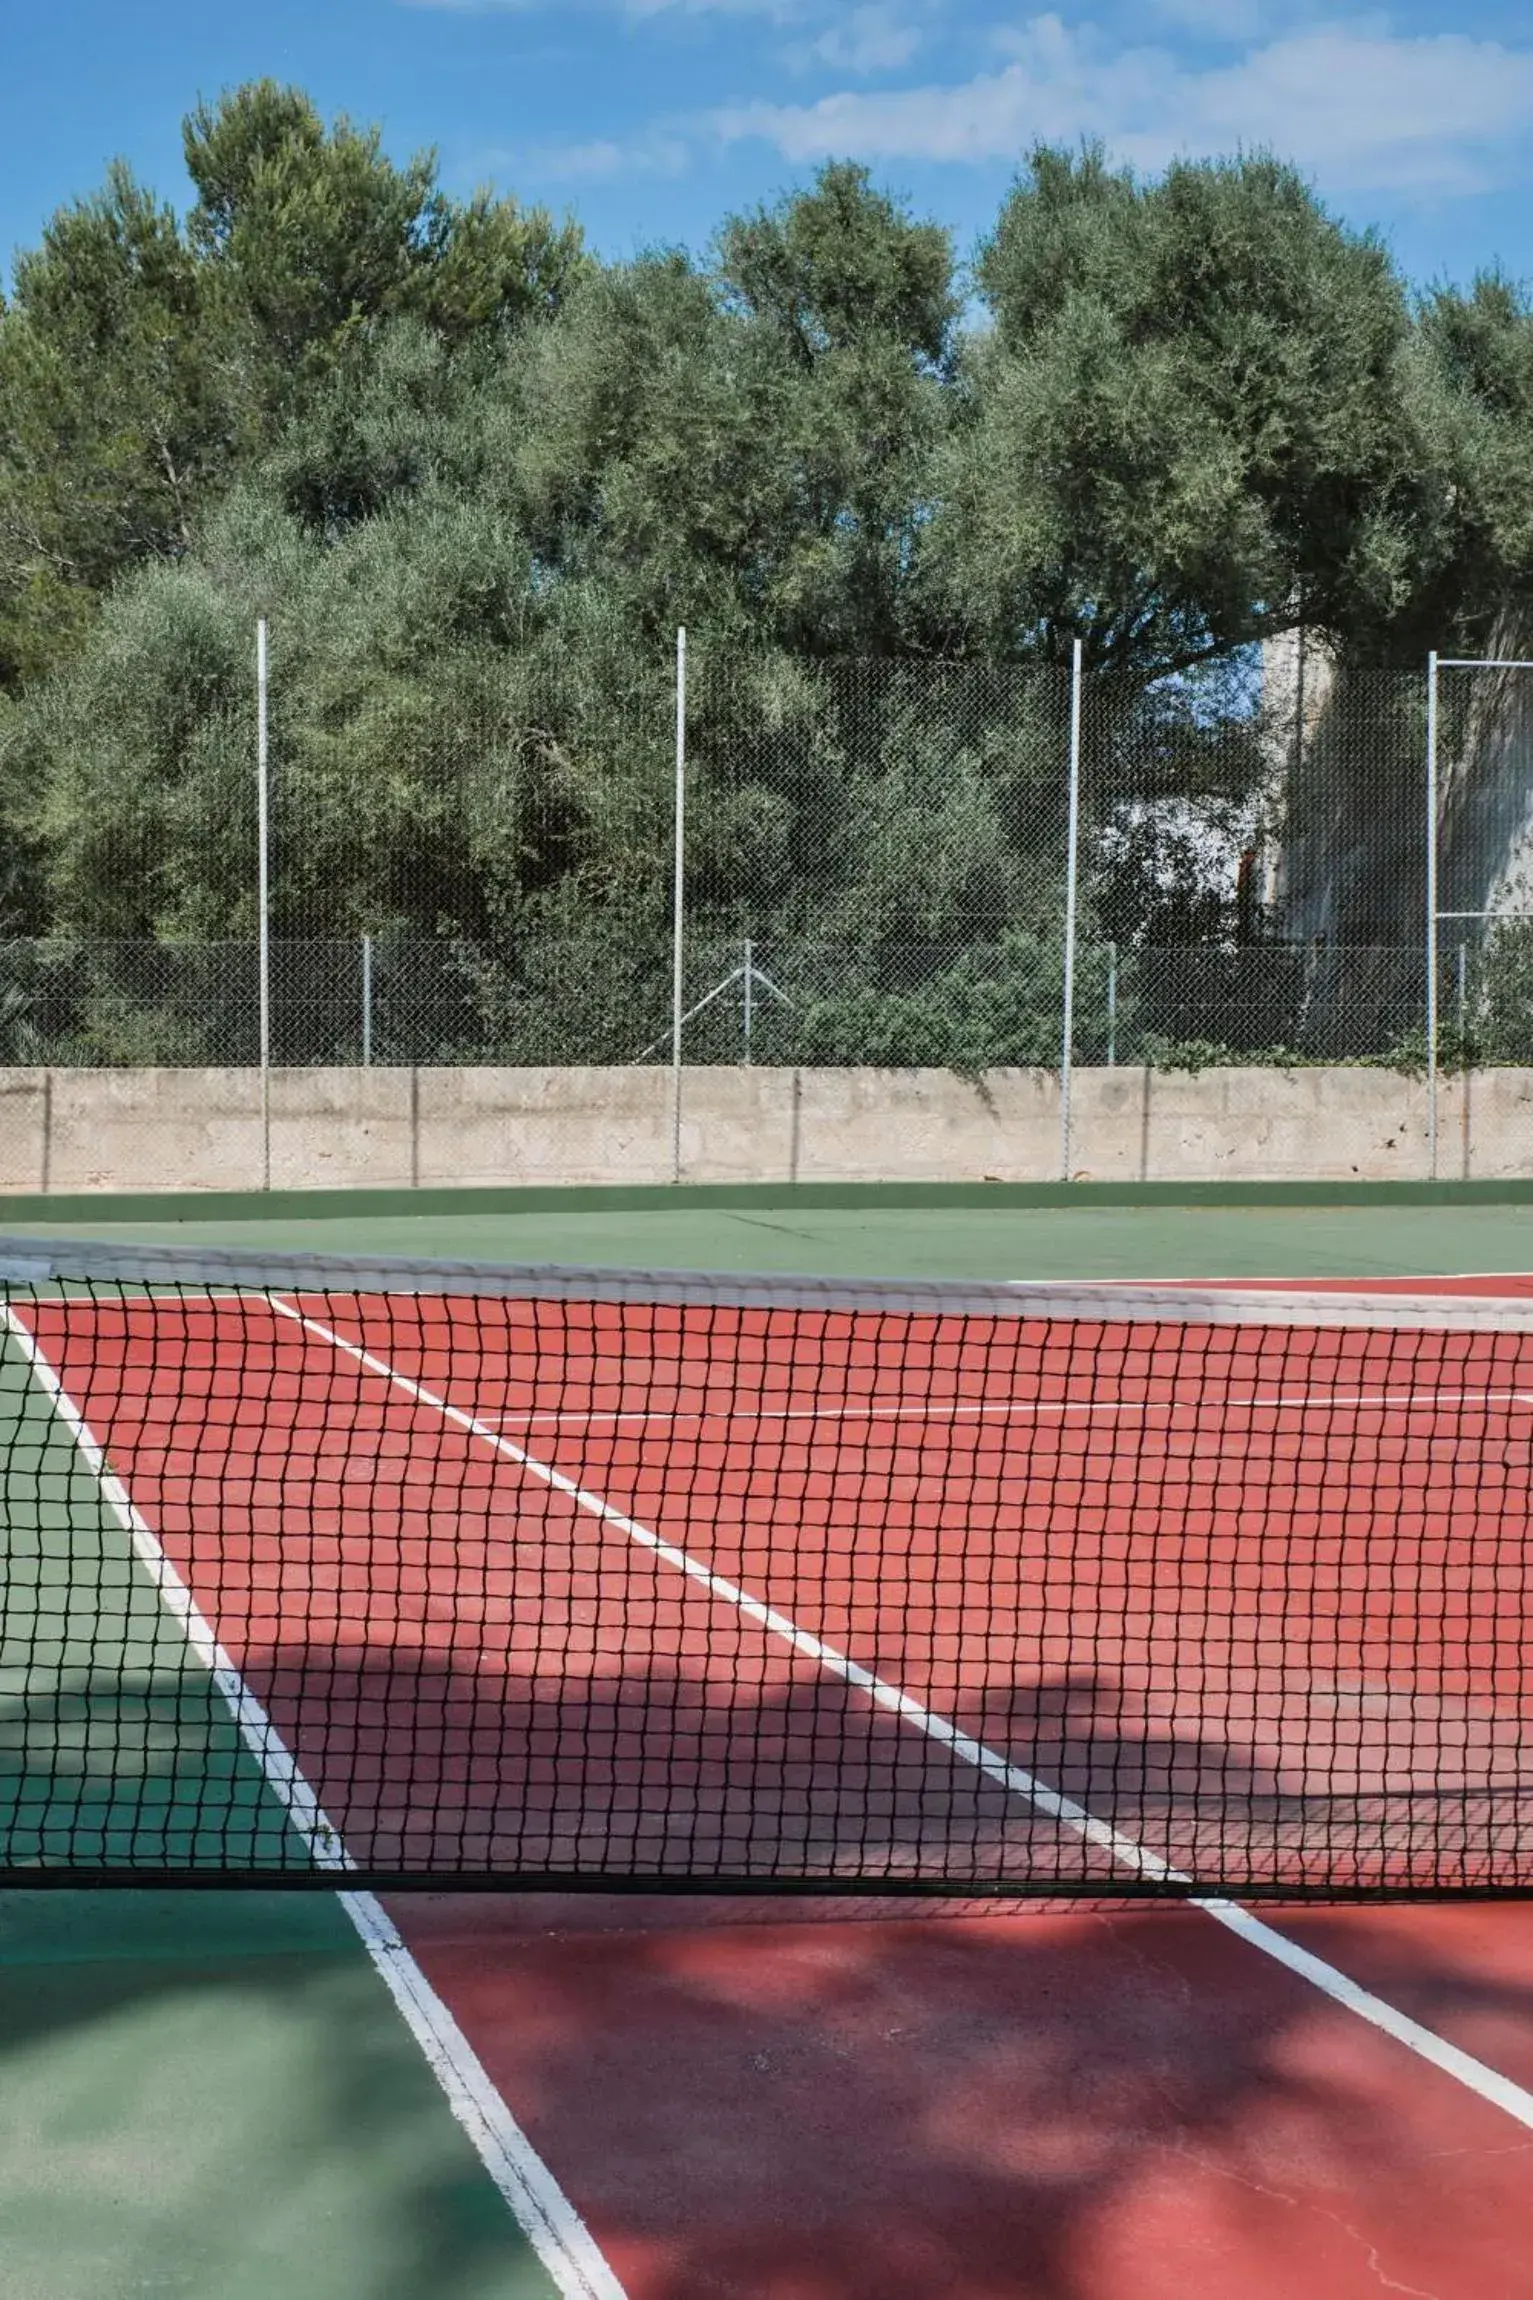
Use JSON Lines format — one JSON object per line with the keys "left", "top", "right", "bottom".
{"left": 1060, "top": 639, "right": 1084, "bottom": 1182}
{"left": 670, "top": 627, "right": 687, "bottom": 1184}
{"left": 1425, "top": 650, "right": 1439, "bottom": 1181}
{"left": 257, "top": 618, "right": 272, "bottom": 1190}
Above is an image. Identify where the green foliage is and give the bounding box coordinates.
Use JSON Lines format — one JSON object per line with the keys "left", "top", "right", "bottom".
{"left": 9, "top": 102, "right": 1533, "bottom": 705}
{"left": 1474, "top": 924, "right": 1533, "bottom": 1063}
{"left": 6, "top": 93, "right": 1533, "bottom": 1068}
{"left": 716, "top": 161, "right": 954, "bottom": 366}
{"left": 1414, "top": 277, "right": 1533, "bottom": 641}
{"left": 183, "top": 82, "right": 583, "bottom": 406}
{"left": 1398, "top": 923, "right": 1533, "bottom": 1072}
{"left": 939, "top": 146, "right": 1454, "bottom": 672}
{"left": 511, "top": 168, "right": 958, "bottom": 655}
{"left": 0, "top": 164, "right": 226, "bottom": 682}
{"left": 786, "top": 934, "right": 1071, "bottom": 1070}
{"left": 0, "top": 940, "right": 259, "bottom": 1064}
{"left": 0, "top": 82, "right": 582, "bottom": 690}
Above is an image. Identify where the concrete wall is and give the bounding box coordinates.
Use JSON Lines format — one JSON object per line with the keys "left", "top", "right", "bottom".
{"left": 0, "top": 1063, "right": 1528, "bottom": 1192}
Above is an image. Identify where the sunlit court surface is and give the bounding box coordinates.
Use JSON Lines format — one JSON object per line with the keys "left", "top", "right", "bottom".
{"left": 3, "top": 1196, "right": 1533, "bottom": 2300}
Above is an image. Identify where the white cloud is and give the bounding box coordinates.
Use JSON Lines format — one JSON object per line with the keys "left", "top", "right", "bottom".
{"left": 796, "top": 6, "right": 925, "bottom": 74}
{"left": 712, "top": 17, "right": 1533, "bottom": 196}
{"left": 526, "top": 139, "right": 629, "bottom": 179}
{"left": 475, "top": 129, "right": 692, "bottom": 179}
{"left": 405, "top": 0, "right": 927, "bottom": 57}
{"left": 625, "top": 0, "right": 798, "bottom": 15}
{"left": 405, "top": 0, "right": 798, "bottom": 14}
{"left": 1139, "top": 0, "right": 1266, "bottom": 39}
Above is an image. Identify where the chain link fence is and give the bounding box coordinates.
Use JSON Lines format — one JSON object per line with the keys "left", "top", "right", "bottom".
{"left": 6, "top": 935, "right": 1519, "bottom": 1075}
{"left": 3, "top": 629, "right": 1533, "bottom": 1181}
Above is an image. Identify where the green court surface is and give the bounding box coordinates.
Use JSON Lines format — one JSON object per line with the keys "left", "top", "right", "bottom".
{"left": 0, "top": 1294, "right": 564, "bottom": 2300}
{"left": 2, "top": 1182, "right": 1531, "bottom": 2300}
{"left": 0, "top": 1891, "right": 548, "bottom": 2300}
{"left": 3, "top": 1189, "right": 1532, "bottom": 1282}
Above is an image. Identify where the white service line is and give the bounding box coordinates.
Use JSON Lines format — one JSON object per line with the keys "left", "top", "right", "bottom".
{"left": 1045, "top": 1270, "right": 1533, "bottom": 1289}
{"left": 472, "top": 1385, "right": 1533, "bottom": 1432}
{"left": 0, "top": 1304, "right": 628, "bottom": 2300}
{"left": 130, "top": 1288, "right": 253, "bottom": 1304}
{"left": 269, "top": 1292, "right": 1533, "bottom": 2139}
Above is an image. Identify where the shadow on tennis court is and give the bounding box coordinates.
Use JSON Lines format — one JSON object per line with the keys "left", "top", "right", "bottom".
{"left": 0, "top": 1884, "right": 546, "bottom": 2300}
{"left": 392, "top": 1882, "right": 1533, "bottom": 2298}
{"left": 4, "top": 1646, "right": 1532, "bottom": 2298}
{"left": 288, "top": 1639, "right": 1533, "bottom": 2296}
{"left": 219, "top": 1642, "right": 1531, "bottom": 1902}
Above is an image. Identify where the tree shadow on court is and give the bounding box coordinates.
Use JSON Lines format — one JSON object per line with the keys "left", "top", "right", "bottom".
{"left": 0, "top": 1662, "right": 567, "bottom": 2300}
{"left": 0, "top": 1884, "right": 545, "bottom": 2300}
{"left": 4, "top": 1643, "right": 1533, "bottom": 2299}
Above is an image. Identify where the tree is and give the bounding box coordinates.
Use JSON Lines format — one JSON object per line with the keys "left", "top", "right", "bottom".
{"left": 13, "top": 104, "right": 1533, "bottom": 1061}
{"left": 939, "top": 146, "right": 1445, "bottom": 676}
{"left": 712, "top": 162, "right": 959, "bottom": 654}
{"left": 0, "top": 83, "right": 585, "bottom": 694}
{"left": 0, "top": 165, "right": 227, "bottom": 684}
{"left": 514, "top": 165, "right": 958, "bottom": 657}
{"left": 1414, "top": 273, "right": 1533, "bottom": 649}
{"left": 183, "top": 82, "right": 584, "bottom": 415}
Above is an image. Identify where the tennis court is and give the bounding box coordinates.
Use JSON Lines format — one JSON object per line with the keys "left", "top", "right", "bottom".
{"left": 4, "top": 1186, "right": 1533, "bottom": 2297}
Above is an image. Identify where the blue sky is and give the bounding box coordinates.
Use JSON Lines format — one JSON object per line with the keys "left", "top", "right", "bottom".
{"left": 4, "top": 0, "right": 1533, "bottom": 295}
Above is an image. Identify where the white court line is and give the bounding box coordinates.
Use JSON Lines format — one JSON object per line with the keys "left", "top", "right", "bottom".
{"left": 0, "top": 1304, "right": 627, "bottom": 2300}
{"left": 89, "top": 1286, "right": 1533, "bottom": 1429}
{"left": 472, "top": 1386, "right": 1533, "bottom": 1432}
{"left": 269, "top": 1292, "right": 1533, "bottom": 2140}
{"left": 62, "top": 1288, "right": 253, "bottom": 1307}
{"left": 1050, "top": 1270, "right": 1533, "bottom": 1289}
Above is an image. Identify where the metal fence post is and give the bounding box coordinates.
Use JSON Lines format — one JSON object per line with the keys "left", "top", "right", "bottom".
{"left": 1426, "top": 650, "right": 1439, "bottom": 1181}
{"left": 361, "top": 934, "right": 373, "bottom": 1067}
{"left": 257, "top": 617, "right": 271, "bottom": 1190}
{"left": 670, "top": 627, "right": 687, "bottom": 1184}
{"left": 1060, "top": 638, "right": 1084, "bottom": 1182}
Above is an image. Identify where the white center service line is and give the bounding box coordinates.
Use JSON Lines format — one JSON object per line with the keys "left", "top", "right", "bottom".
{"left": 268, "top": 1294, "right": 1533, "bottom": 2140}
{"left": 1, "top": 1304, "right": 627, "bottom": 2300}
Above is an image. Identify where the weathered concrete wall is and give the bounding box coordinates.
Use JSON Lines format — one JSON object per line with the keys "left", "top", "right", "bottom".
{"left": 0, "top": 1064, "right": 1525, "bottom": 1192}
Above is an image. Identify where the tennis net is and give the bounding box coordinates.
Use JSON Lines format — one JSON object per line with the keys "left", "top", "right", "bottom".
{"left": 1, "top": 1236, "right": 1529, "bottom": 1897}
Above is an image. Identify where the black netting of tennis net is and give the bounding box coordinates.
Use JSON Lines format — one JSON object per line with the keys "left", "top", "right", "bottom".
{"left": 0, "top": 1234, "right": 1528, "bottom": 1899}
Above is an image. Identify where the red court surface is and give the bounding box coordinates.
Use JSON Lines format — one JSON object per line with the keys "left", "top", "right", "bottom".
{"left": 14, "top": 1276, "right": 1533, "bottom": 2296}
{"left": 389, "top": 1891, "right": 1533, "bottom": 2299}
